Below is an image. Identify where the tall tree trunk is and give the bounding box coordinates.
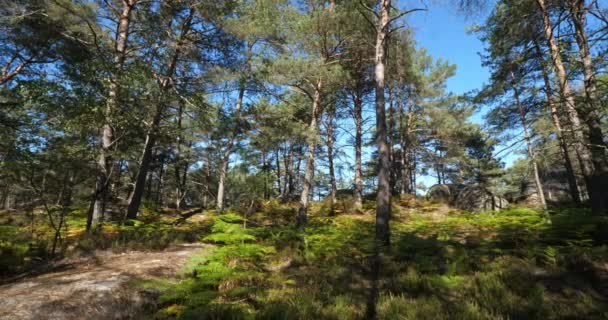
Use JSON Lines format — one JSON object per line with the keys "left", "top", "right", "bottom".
{"left": 536, "top": 0, "right": 603, "bottom": 213}
{"left": 275, "top": 148, "right": 282, "bottom": 197}
{"left": 157, "top": 158, "right": 166, "bottom": 206}
{"left": 298, "top": 80, "right": 322, "bottom": 228}
{"left": 400, "top": 90, "right": 412, "bottom": 195}
{"left": 88, "top": 0, "right": 136, "bottom": 231}
{"left": 387, "top": 86, "right": 397, "bottom": 194}
{"left": 326, "top": 108, "right": 337, "bottom": 214}
{"left": 510, "top": 70, "right": 547, "bottom": 209}
{"left": 143, "top": 151, "right": 155, "bottom": 202}
{"left": 126, "top": 7, "right": 195, "bottom": 218}
{"left": 202, "top": 154, "right": 211, "bottom": 209}
{"left": 216, "top": 80, "right": 245, "bottom": 212}
{"left": 174, "top": 102, "right": 185, "bottom": 210}
{"left": 569, "top": 0, "right": 608, "bottom": 213}
{"left": 374, "top": 0, "right": 391, "bottom": 247}
{"left": 410, "top": 148, "right": 416, "bottom": 195}
{"left": 282, "top": 144, "right": 292, "bottom": 199}
{"left": 367, "top": 3, "right": 392, "bottom": 319}
{"left": 127, "top": 109, "right": 162, "bottom": 218}
{"left": 173, "top": 124, "right": 191, "bottom": 211}
{"left": 57, "top": 171, "right": 75, "bottom": 207}
{"left": 396, "top": 84, "right": 406, "bottom": 194}
{"left": 295, "top": 149, "right": 302, "bottom": 195}
{"left": 533, "top": 38, "right": 582, "bottom": 205}
{"left": 216, "top": 41, "right": 252, "bottom": 212}
{"left": 353, "top": 92, "right": 364, "bottom": 209}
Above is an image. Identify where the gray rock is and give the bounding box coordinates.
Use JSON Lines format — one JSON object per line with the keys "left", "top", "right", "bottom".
{"left": 426, "top": 184, "right": 465, "bottom": 203}
{"left": 455, "top": 185, "right": 509, "bottom": 212}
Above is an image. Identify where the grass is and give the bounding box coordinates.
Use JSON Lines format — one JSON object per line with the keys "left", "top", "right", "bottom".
{"left": 0, "top": 205, "right": 212, "bottom": 276}
{"left": 3, "top": 198, "right": 608, "bottom": 319}
{"left": 141, "top": 199, "right": 608, "bottom": 319}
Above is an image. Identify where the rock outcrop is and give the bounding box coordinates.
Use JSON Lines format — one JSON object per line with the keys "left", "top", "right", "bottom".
{"left": 426, "top": 184, "right": 464, "bottom": 203}
{"left": 454, "top": 185, "right": 509, "bottom": 212}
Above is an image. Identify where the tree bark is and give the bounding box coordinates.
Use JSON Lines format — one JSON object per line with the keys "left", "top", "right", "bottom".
{"left": 174, "top": 102, "right": 186, "bottom": 210}
{"left": 536, "top": 0, "right": 605, "bottom": 213}
{"left": 387, "top": 86, "right": 397, "bottom": 194}
{"left": 374, "top": 0, "right": 391, "bottom": 247}
{"left": 510, "top": 70, "right": 547, "bottom": 209}
{"left": 533, "top": 37, "right": 582, "bottom": 205}
{"left": 326, "top": 107, "right": 337, "bottom": 214}
{"left": 275, "top": 148, "right": 282, "bottom": 197}
{"left": 88, "top": 0, "right": 136, "bottom": 231}
{"left": 298, "top": 80, "right": 322, "bottom": 228}
{"left": 127, "top": 107, "right": 162, "bottom": 218}
{"left": 126, "top": 7, "right": 195, "bottom": 219}
{"left": 353, "top": 92, "right": 364, "bottom": 209}
{"left": 216, "top": 80, "right": 245, "bottom": 212}
{"left": 401, "top": 88, "right": 415, "bottom": 195}
{"left": 569, "top": 0, "right": 608, "bottom": 213}
{"left": 281, "top": 144, "right": 292, "bottom": 199}
{"left": 216, "top": 41, "right": 252, "bottom": 212}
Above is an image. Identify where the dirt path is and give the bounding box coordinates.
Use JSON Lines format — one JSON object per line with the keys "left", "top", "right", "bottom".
{"left": 0, "top": 243, "right": 209, "bottom": 320}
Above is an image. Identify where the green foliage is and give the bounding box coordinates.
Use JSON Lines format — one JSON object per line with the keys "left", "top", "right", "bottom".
{"left": 203, "top": 214, "right": 256, "bottom": 244}
{"left": 0, "top": 222, "right": 49, "bottom": 275}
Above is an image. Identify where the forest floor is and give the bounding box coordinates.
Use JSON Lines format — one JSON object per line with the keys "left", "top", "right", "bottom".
{"left": 2, "top": 198, "right": 608, "bottom": 319}
{"left": 0, "top": 243, "right": 211, "bottom": 320}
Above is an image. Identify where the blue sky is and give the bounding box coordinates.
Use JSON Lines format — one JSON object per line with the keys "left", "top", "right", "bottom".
{"left": 330, "top": 2, "right": 526, "bottom": 194}
{"left": 397, "top": 2, "right": 522, "bottom": 191}
{"left": 407, "top": 4, "right": 490, "bottom": 96}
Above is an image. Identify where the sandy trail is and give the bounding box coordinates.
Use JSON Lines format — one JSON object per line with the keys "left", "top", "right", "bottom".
{"left": 0, "top": 243, "right": 208, "bottom": 320}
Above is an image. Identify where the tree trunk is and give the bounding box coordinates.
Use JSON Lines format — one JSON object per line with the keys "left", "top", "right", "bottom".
{"left": 275, "top": 148, "right": 282, "bottom": 197}
{"left": 298, "top": 80, "right": 322, "bottom": 228}
{"left": 202, "top": 154, "right": 211, "bottom": 209}
{"left": 374, "top": 0, "right": 391, "bottom": 247}
{"left": 126, "top": 7, "right": 195, "bottom": 218}
{"left": 404, "top": 88, "right": 415, "bottom": 195}
{"left": 533, "top": 37, "right": 582, "bottom": 205}
{"left": 216, "top": 41, "right": 252, "bottom": 212}
{"left": 216, "top": 80, "right": 246, "bottom": 212}
{"left": 263, "top": 151, "right": 269, "bottom": 200}
{"left": 410, "top": 148, "right": 416, "bottom": 195}
{"left": 174, "top": 102, "right": 186, "bottom": 210}
{"left": 367, "top": 3, "right": 392, "bottom": 319}
{"left": 396, "top": 85, "right": 406, "bottom": 194}
{"left": 157, "top": 158, "right": 166, "bottom": 206}
{"left": 353, "top": 92, "right": 364, "bottom": 209}
{"left": 326, "top": 108, "right": 337, "bottom": 214}
{"left": 127, "top": 108, "right": 162, "bottom": 218}
{"left": 510, "top": 70, "right": 547, "bottom": 209}
{"left": 536, "top": 0, "right": 603, "bottom": 213}
{"left": 387, "top": 86, "right": 397, "bottom": 194}
{"left": 282, "top": 144, "right": 292, "bottom": 199}
{"left": 569, "top": 0, "right": 608, "bottom": 213}
{"left": 88, "top": 0, "right": 136, "bottom": 231}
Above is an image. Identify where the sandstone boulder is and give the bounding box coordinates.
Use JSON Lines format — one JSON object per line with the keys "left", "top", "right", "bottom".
{"left": 455, "top": 185, "right": 509, "bottom": 212}
{"left": 426, "top": 184, "right": 464, "bottom": 203}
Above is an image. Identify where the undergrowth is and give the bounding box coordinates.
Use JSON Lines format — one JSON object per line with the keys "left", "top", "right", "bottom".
{"left": 0, "top": 205, "right": 211, "bottom": 276}
{"left": 143, "top": 200, "right": 608, "bottom": 319}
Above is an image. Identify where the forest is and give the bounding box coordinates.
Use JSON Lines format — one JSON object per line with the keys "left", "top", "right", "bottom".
{"left": 1, "top": 0, "right": 608, "bottom": 319}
